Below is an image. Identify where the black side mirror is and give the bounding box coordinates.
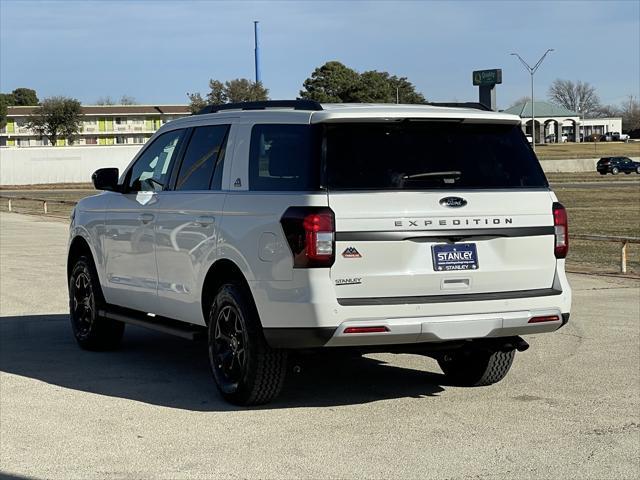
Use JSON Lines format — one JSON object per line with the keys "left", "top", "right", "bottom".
{"left": 92, "top": 168, "right": 120, "bottom": 192}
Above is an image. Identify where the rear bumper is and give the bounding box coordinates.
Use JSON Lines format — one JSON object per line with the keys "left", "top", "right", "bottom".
{"left": 264, "top": 310, "right": 569, "bottom": 348}
{"left": 253, "top": 264, "right": 572, "bottom": 349}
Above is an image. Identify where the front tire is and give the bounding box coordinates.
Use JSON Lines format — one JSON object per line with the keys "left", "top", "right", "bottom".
{"left": 208, "top": 284, "right": 287, "bottom": 405}
{"left": 438, "top": 348, "right": 515, "bottom": 386}
{"left": 69, "top": 256, "right": 124, "bottom": 350}
{"left": 612, "top": 167, "right": 619, "bottom": 175}
{"left": 636, "top": 166, "right": 640, "bottom": 174}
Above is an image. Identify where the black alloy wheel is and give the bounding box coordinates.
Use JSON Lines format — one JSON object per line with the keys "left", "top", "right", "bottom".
{"left": 68, "top": 256, "right": 124, "bottom": 350}
{"left": 207, "top": 284, "right": 287, "bottom": 405}
{"left": 210, "top": 304, "right": 248, "bottom": 393}
{"left": 70, "top": 264, "right": 95, "bottom": 340}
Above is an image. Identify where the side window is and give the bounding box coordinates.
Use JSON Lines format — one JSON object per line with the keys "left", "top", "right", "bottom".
{"left": 175, "top": 125, "right": 229, "bottom": 191}
{"left": 248, "top": 124, "right": 320, "bottom": 191}
{"left": 127, "top": 130, "right": 184, "bottom": 192}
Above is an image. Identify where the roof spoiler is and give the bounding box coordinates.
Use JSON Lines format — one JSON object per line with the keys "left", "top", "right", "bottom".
{"left": 197, "top": 100, "right": 323, "bottom": 115}
{"left": 426, "top": 102, "right": 492, "bottom": 111}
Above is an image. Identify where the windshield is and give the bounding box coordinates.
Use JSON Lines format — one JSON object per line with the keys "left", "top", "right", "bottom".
{"left": 324, "top": 121, "right": 548, "bottom": 190}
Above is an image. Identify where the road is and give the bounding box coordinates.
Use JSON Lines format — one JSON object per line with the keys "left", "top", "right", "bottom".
{"left": 1, "top": 212, "right": 638, "bottom": 480}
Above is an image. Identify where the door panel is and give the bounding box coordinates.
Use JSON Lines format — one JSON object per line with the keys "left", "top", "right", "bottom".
{"left": 153, "top": 192, "right": 226, "bottom": 324}
{"left": 103, "top": 128, "right": 186, "bottom": 312}
{"left": 152, "top": 124, "right": 232, "bottom": 324}
{"left": 103, "top": 192, "right": 159, "bottom": 311}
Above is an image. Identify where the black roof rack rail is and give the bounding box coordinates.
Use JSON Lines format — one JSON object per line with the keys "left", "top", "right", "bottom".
{"left": 196, "top": 100, "right": 323, "bottom": 115}
{"left": 427, "top": 102, "right": 492, "bottom": 111}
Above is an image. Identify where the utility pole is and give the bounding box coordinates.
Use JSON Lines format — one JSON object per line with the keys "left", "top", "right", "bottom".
{"left": 510, "top": 49, "right": 554, "bottom": 153}
{"left": 254, "top": 21, "right": 261, "bottom": 84}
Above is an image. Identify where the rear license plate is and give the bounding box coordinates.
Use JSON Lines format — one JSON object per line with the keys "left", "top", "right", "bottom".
{"left": 432, "top": 243, "right": 479, "bottom": 271}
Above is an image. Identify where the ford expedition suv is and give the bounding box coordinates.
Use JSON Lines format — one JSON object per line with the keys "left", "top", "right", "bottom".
{"left": 67, "top": 101, "right": 572, "bottom": 405}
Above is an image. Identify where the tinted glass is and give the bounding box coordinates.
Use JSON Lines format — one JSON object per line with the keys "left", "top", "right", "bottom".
{"left": 175, "top": 125, "right": 229, "bottom": 191}
{"left": 249, "top": 124, "right": 320, "bottom": 191}
{"left": 326, "top": 122, "right": 548, "bottom": 190}
{"left": 128, "top": 129, "right": 184, "bottom": 192}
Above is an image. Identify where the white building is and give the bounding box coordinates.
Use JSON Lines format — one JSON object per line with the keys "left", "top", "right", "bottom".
{"left": 504, "top": 101, "right": 623, "bottom": 143}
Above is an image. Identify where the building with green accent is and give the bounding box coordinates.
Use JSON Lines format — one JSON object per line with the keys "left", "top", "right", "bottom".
{"left": 1, "top": 104, "right": 191, "bottom": 147}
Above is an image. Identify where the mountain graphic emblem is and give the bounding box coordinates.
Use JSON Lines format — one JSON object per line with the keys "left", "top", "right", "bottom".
{"left": 342, "top": 247, "right": 362, "bottom": 258}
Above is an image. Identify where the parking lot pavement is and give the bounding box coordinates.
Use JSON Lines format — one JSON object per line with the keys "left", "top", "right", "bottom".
{"left": 1, "top": 212, "right": 638, "bottom": 480}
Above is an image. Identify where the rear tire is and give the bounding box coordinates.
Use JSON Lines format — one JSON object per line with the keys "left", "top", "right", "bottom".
{"left": 438, "top": 348, "right": 515, "bottom": 386}
{"left": 69, "top": 255, "right": 124, "bottom": 350}
{"left": 208, "top": 284, "right": 287, "bottom": 405}
{"left": 599, "top": 171, "right": 607, "bottom": 175}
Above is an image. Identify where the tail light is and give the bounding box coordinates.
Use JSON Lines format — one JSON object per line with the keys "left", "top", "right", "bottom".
{"left": 553, "top": 202, "right": 568, "bottom": 258}
{"left": 280, "top": 207, "right": 335, "bottom": 268}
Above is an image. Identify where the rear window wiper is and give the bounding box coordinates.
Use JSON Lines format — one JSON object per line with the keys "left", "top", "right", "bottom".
{"left": 403, "top": 171, "right": 461, "bottom": 180}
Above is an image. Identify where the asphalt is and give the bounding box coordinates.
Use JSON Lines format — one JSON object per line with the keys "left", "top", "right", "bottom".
{"left": 1, "top": 212, "right": 639, "bottom": 480}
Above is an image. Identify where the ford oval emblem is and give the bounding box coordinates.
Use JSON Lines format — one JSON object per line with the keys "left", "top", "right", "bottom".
{"left": 439, "top": 196, "right": 467, "bottom": 208}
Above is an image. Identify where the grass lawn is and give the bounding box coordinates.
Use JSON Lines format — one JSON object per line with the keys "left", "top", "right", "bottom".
{"left": 546, "top": 171, "right": 640, "bottom": 183}
{"left": 1, "top": 178, "right": 639, "bottom": 275}
{"left": 535, "top": 141, "right": 640, "bottom": 160}
{"left": 553, "top": 184, "right": 640, "bottom": 275}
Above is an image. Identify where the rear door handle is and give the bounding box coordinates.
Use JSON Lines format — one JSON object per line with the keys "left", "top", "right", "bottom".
{"left": 195, "top": 215, "right": 215, "bottom": 227}
{"left": 138, "top": 213, "right": 154, "bottom": 224}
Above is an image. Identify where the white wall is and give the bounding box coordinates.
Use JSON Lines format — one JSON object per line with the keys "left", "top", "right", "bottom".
{"left": 0, "top": 145, "right": 142, "bottom": 185}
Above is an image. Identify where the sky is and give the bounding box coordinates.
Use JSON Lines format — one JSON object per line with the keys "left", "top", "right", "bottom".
{"left": 1, "top": 0, "right": 639, "bottom": 110}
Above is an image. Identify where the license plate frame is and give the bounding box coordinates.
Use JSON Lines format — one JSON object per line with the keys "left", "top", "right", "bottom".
{"left": 432, "top": 243, "right": 479, "bottom": 271}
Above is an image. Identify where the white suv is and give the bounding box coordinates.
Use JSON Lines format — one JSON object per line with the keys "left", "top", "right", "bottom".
{"left": 67, "top": 100, "right": 572, "bottom": 405}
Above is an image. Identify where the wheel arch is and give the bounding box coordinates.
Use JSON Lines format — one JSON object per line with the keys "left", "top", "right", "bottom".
{"left": 201, "top": 259, "right": 255, "bottom": 326}
{"left": 67, "top": 235, "right": 94, "bottom": 281}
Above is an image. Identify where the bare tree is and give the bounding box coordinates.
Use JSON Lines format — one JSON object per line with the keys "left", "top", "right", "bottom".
{"left": 509, "top": 96, "right": 531, "bottom": 108}
{"left": 95, "top": 96, "right": 115, "bottom": 105}
{"left": 547, "top": 79, "right": 600, "bottom": 116}
{"left": 620, "top": 95, "right": 640, "bottom": 133}
{"left": 119, "top": 95, "right": 137, "bottom": 105}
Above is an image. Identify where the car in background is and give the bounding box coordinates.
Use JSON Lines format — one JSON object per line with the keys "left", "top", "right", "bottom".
{"left": 545, "top": 134, "right": 568, "bottom": 143}
{"left": 597, "top": 156, "right": 640, "bottom": 175}
{"left": 611, "top": 132, "right": 630, "bottom": 142}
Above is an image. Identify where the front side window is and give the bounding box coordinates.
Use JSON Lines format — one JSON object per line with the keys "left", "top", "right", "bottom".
{"left": 175, "top": 125, "right": 229, "bottom": 191}
{"left": 249, "top": 124, "right": 320, "bottom": 191}
{"left": 127, "top": 129, "right": 184, "bottom": 192}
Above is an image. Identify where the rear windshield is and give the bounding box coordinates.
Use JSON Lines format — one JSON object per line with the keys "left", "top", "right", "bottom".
{"left": 325, "top": 122, "right": 548, "bottom": 190}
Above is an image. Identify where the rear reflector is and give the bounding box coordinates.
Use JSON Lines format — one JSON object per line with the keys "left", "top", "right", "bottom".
{"left": 343, "top": 326, "right": 389, "bottom": 334}
{"left": 528, "top": 315, "right": 560, "bottom": 323}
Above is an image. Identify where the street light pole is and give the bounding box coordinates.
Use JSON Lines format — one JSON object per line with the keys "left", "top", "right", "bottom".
{"left": 510, "top": 49, "right": 554, "bottom": 153}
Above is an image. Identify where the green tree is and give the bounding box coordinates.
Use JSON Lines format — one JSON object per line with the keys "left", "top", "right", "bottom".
{"left": 206, "top": 80, "right": 227, "bottom": 105}
{"left": 300, "top": 61, "right": 426, "bottom": 103}
{"left": 187, "top": 78, "right": 269, "bottom": 112}
{"left": 187, "top": 92, "right": 207, "bottom": 114}
{"left": 224, "top": 79, "right": 268, "bottom": 103}
{"left": 27, "top": 96, "right": 82, "bottom": 146}
{"left": 11, "top": 88, "right": 39, "bottom": 106}
{"left": 0, "top": 93, "right": 15, "bottom": 130}
{"left": 299, "top": 61, "right": 361, "bottom": 102}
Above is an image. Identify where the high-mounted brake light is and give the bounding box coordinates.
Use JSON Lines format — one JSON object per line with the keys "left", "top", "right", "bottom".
{"left": 553, "top": 202, "right": 569, "bottom": 259}
{"left": 280, "top": 207, "right": 335, "bottom": 268}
